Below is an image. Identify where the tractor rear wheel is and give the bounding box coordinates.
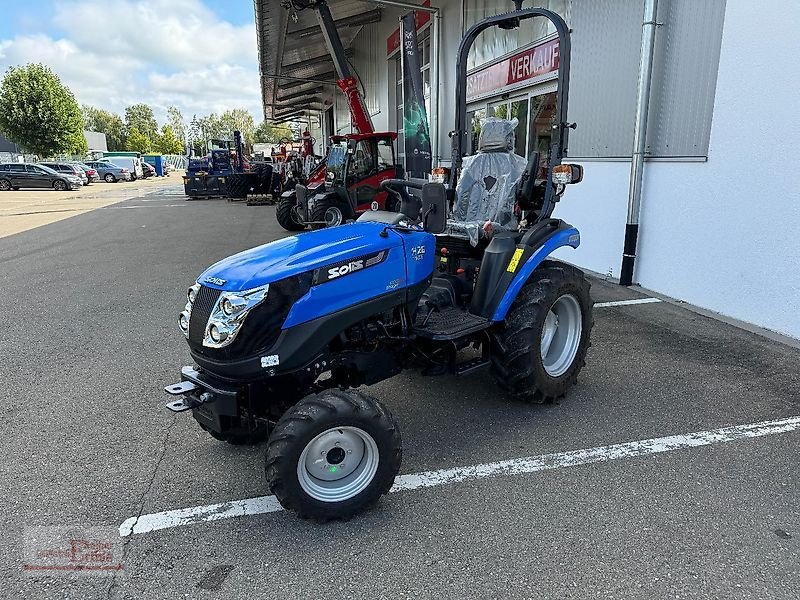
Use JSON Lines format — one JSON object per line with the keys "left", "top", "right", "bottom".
{"left": 265, "top": 390, "right": 402, "bottom": 521}
{"left": 490, "top": 260, "right": 593, "bottom": 403}
{"left": 276, "top": 193, "right": 306, "bottom": 231}
{"left": 310, "top": 197, "right": 346, "bottom": 229}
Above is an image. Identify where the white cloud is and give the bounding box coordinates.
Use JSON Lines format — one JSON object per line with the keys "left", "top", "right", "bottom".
{"left": 0, "top": 0, "right": 262, "bottom": 126}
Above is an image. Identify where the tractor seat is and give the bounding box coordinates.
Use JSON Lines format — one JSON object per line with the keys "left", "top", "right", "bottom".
{"left": 444, "top": 117, "right": 528, "bottom": 247}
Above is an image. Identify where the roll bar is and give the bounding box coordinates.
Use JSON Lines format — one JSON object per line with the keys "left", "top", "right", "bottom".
{"left": 449, "top": 8, "right": 572, "bottom": 222}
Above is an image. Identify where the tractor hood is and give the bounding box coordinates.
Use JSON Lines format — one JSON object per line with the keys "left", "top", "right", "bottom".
{"left": 197, "top": 222, "right": 403, "bottom": 291}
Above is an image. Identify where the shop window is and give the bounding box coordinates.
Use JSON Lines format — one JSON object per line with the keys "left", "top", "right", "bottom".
{"left": 465, "top": 108, "right": 486, "bottom": 155}
{"left": 486, "top": 98, "right": 528, "bottom": 156}
{"left": 528, "top": 91, "right": 557, "bottom": 173}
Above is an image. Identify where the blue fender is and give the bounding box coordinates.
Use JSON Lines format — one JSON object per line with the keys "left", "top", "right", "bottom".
{"left": 490, "top": 227, "right": 581, "bottom": 322}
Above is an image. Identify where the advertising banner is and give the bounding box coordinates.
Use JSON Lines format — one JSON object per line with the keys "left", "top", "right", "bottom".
{"left": 401, "top": 12, "right": 432, "bottom": 176}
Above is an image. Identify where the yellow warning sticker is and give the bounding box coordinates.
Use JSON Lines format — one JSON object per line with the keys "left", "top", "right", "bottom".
{"left": 506, "top": 248, "right": 524, "bottom": 273}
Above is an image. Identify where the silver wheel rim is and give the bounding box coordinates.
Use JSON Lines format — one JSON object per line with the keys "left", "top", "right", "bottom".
{"left": 540, "top": 294, "right": 583, "bottom": 378}
{"left": 297, "top": 426, "right": 379, "bottom": 503}
{"left": 324, "top": 207, "right": 343, "bottom": 227}
{"left": 105, "top": 175, "right": 114, "bottom": 182}
{"left": 0, "top": 180, "right": 9, "bottom": 191}
{"left": 55, "top": 181, "right": 65, "bottom": 190}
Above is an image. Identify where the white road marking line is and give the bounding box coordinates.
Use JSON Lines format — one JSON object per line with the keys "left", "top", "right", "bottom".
{"left": 594, "top": 297, "right": 662, "bottom": 308}
{"left": 118, "top": 415, "right": 800, "bottom": 537}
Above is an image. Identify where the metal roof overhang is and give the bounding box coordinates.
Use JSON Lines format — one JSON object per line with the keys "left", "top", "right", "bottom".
{"left": 255, "top": 0, "right": 385, "bottom": 123}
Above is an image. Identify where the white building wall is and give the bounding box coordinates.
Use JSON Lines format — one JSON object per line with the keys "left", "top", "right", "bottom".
{"left": 634, "top": 0, "right": 800, "bottom": 339}
{"left": 550, "top": 161, "right": 629, "bottom": 278}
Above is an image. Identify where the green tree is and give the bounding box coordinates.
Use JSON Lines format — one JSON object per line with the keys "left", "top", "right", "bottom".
{"left": 188, "top": 115, "right": 204, "bottom": 155}
{"left": 124, "top": 103, "right": 158, "bottom": 141}
{"left": 156, "top": 125, "right": 183, "bottom": 155}
{"left": 0, "top": 63, "right": 87, "bottom": 157}
{"left": 82, "top": 105, "right": 126, "bottom": 151}
{"left": 166, "top": 105, "right": 186, "bottom": 147}
{"left": 126, "top": 126, "right": 151, "bottom": 153}
{"left": 219, "top": 108, "right": 256, "bottom": 144}
{"left": 254, "top": 121, "right": 294, "bottom": 144}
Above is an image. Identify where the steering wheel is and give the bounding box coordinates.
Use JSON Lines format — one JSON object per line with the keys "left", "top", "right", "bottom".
{"left": 380, "top": 179, "right": 424, "bottom": 216}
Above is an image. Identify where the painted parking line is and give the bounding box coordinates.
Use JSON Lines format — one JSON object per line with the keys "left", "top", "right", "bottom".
{"left": 119, "top": 415, "right": 800, "bottom": 537}
{"left": 594, "top": 297, "right": 662, "bottom": 308}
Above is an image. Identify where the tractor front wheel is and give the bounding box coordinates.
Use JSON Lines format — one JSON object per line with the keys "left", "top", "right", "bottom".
{"left": 276, "top": 193, "right": 306, "bottom": 231}
{"left": 490, "top": 260, "right": 593, "bottom": 403}
{"left": 265, "top": 390, "right": 402, "bottom": 521}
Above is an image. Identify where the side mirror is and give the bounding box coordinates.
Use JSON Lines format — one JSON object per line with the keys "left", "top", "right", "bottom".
{"left": 421, "top": 182, "right": 447, "bottom": 234}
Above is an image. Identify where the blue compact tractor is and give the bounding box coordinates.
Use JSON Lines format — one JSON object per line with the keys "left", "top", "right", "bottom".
{"left": 166, "top": 6, "right": 592, "bottom": 520}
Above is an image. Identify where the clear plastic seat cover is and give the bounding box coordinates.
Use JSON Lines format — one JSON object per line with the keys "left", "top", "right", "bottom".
{"left": 447, "top": 118, "right": 528, "bottom": 246}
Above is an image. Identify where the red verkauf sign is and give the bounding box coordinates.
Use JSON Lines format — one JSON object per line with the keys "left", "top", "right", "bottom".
{"left": 466, "top": 38, "right": 559, "bottom": 100}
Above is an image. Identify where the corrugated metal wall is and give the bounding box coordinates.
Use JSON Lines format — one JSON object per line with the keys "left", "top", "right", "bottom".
{"left": 646, "top": 0, "right": 727, "bottom": 157}
{"left": 351, "top": 23, "right": 381, "bottom": 115}
{"left": 567, "top": 0, "right": 726, "bottom": 158}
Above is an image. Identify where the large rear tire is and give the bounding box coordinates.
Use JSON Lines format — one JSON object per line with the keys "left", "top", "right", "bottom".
{"left": 265, "top": 390, "right": 402, "bottom": 521}
{"left": 490, "top": 260, "right": 593, "bottom": 403}
{"left": 226, "top": 173, "right": 258, "bottom": 199}
{"left": 276, "top": 193, "right": 306, "bottom": 231}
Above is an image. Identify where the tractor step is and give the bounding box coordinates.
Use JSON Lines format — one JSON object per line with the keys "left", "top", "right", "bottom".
{"left": 413, "top": 306, "right": 489, "bottom": 340}
{"left": 455, "top": 356, "right": 490, "bottom": 376}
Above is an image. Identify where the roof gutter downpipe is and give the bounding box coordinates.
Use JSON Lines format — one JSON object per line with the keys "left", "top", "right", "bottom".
{"left": 620, "top": 0, "right": 659, "bottom": 286}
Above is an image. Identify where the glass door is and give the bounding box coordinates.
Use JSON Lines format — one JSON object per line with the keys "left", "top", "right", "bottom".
{"left": 528, "top": 91, "right": 558, "bottom": 176}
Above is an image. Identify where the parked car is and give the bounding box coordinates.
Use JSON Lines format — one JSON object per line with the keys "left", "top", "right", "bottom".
{"left": 100, "top": 156, "right": 143, "bottom": 180}
{"left": 40, "top": 162, "right": 88, "bottom": 185}
{"left": 0, "top": 163, "right": 82, "bottom": 191}
{"left": 141, "top": 162, "right": 156, "bottom": 178}
{"left": 85, "top": 161, "right": 131, "bottom": 183}
{"left": 73, "top": 163, "right": 101, "bottom": 183}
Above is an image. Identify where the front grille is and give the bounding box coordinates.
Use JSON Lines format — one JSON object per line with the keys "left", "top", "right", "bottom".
{"left": 188, "top": 286, "right": 221, "bottom": 345}
{"left": 186, "top": 273, "right": 312, "bottom": 362}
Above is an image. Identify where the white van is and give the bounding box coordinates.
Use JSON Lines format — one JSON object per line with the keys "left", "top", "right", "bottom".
{"left": 100, "top": 156, "right": 143, "bottom": 180}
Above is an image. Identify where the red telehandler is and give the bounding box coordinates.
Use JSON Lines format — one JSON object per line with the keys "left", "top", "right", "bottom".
{"left": 276, "top": 0, "right": 403, "bottom": 231}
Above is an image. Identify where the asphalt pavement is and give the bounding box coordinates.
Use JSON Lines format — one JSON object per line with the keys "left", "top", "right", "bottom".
{"left": 1, "top": 185, "right": 798, "bottom": 599}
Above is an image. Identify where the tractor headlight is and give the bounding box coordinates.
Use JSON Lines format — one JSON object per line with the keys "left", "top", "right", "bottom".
{"left": 202, "top": 284, "right": 269, "bottom": 349}
{"left": 178, "top": 283, "right": 201, "bottom": 338}
{"left": 178, "top": 311, "right": 190, "bottom": 333}
{"left": 188, "top": 283, "right": 200, "bottom": 303}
